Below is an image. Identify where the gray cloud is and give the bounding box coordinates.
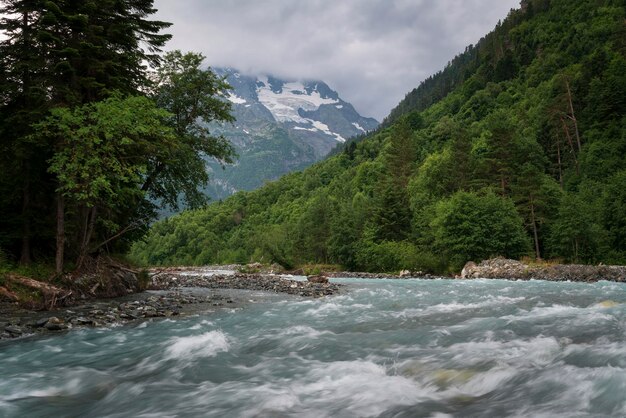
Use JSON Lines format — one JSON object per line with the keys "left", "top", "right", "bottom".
{"left": 153, "top": 0, "right": 520, "bottom": 120}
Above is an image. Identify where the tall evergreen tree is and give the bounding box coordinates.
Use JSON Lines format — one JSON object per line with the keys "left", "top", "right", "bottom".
{"left": 373, "top": 119, "right": 415, "bottom": 241}
{"left": 0, "top": 0, "right": 172, "bottom": 271}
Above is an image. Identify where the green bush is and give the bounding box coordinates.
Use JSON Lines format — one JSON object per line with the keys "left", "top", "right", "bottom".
{"left": 431, "top": 190, "right": 531, "bottom": 269}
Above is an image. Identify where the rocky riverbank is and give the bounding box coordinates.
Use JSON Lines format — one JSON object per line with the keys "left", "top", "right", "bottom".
{"left": 1, "top": 267, "right": 342, "bottom": 341}
{"left": 461, "top": 257, "right": 626, "bottom": 282}
{"left": 149, "top": 269, "right": 341, "bottom": 298}
{"left": 326, "top": 271, "right": 439, "bottom": 279}
{"left": 0, "top": 289, "right": 240, "bottom": 341}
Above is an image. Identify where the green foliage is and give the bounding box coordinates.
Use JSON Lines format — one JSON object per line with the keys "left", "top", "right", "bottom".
{"left": 148, "top": 51, "right": 236, "bottom": 209}
{"left": 431, "top": 191, "right": 531, "bottom": 269}
{"left": 546, "top": 191, "right": 607, "bottom": 262}
{"left": 131, "top": 0, "right": 626, "bottom": 273}
{"left": 0, "top": 2, "right": 236, "bottom": 271}
{"left": 37, "top": 96, "right": 175, "bottom": 207}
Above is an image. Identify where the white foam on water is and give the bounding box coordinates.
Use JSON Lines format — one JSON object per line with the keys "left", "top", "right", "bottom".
{"left": 509, "top": 363, "right": 615, "bottom": 416}
{"left": 392, "top": 295, "right": 525, "bottom": 319}
{"left": 278, "top": 325, "right": 334, "bottom": 339}
{"left": 303, "top": 299, "right": 372, "bottom": 318}
{"left": 287, "top": 360, "right": 433, "bottom": 417}
{"left": 189, "top": 320, "right": 215, "bottom": 330}
{"left": 454, "top": 366, "right": 518, "bottom": 396}
{"left": 237, "top": 388, "right": 300, "bottom": 418}
{"left": 43, "top": 344, "right": 62, "bottom": 353}
{"left": 447, "top": 336, "right": 562, "bottom": 368}
{"left": 391, "top": 307, "right": 425, "bottom": 319}
{"left": 0, "top": 371, "right": 99, "bottom": 402}
{"left": 504, "top": 304, "right": 617, "bottom": 330}
{"left": 429, "top": 296, "right": 525, "bottom": 312}
{"left": 303, "top": 302, "right": 345, "bottom": 317}
{"left": 165, "top": 331, "right": 230, "bottom": 360}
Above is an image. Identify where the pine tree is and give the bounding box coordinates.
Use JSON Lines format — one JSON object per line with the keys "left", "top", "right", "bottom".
{"left": 373, "top": 119, "right": 415, "bottom": 241}
{"left": 0, "top": 0, "right": 172, "bottom": 271}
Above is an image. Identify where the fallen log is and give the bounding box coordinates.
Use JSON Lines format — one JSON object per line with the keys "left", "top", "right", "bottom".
{"left": 0, "top": 286, "right": 18, "bottom": 301}
{"left": 4, "top": 274, "right": 72, "bottom": 310}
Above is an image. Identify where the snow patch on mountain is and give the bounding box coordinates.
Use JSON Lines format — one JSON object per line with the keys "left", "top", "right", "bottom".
{"left": 352, "top": 122, "right": 367, "bottom": 133}
{"left": 227, "top": 92, "right": 247, "bottom": 104}
{"left": 292, "top": 119, "right": 347, "bottom": 142}
{"left": 309, "top": 120, "right": 346, "bottom": 142}
{"left": 256, "top": 76, "right": 339, "bottom": 124}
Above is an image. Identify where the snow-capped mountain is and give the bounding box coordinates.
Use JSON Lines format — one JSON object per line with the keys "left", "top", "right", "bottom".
{"left": 204, "top": 68, "right": 379, "bottom": 199}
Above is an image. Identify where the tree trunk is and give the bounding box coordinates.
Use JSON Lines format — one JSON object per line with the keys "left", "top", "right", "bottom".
{"left": 565, "top": 80, "right": 582, "bottom": 153}
{"left": 55, "top": 193, "right": 65, "bottom": 274}
{"left": 530, "top": 199, "right": 541, "bottom": 260}
{"left": 560, "top": 117, "right": 579, "bottom": 175}
{"left": 19, "top": 12, "right": 33, "bottom": 266}
{"left": 19, "top": 170, "right": 32, "bottom": 265}
{"left": 555, "top": 135, "right": 563, "bottom": 189}
{"left": 76, "top": 206, "right": 97, "bottom": 271}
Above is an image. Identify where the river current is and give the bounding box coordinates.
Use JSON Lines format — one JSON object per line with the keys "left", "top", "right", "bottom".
{"left": 1, "top": 278, "right": 625, "bottom": 417}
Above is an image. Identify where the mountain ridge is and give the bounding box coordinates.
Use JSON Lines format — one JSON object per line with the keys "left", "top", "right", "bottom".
{"left": 203, "top": 68, "right": 379, "bottom": 199}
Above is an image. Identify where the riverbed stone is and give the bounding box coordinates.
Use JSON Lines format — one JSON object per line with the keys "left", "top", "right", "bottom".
{"left": 307, "top": 275, "right": 329, "bottom": 284}
{"left": 44, "top": 317, "right": 67, "bottom": 331}
{"left": 35, "top": 318, "right": 50, "bottom": 328}
{"left": 5, "top": 325, "right": 23, "bottom": 335}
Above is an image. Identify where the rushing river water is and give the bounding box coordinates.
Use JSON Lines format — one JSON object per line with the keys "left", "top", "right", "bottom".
{"left": 1, "top": 278, "right": 626, "bottom": 417}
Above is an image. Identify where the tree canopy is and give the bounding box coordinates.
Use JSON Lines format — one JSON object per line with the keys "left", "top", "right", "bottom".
{"left": 0, "top": 1, "right": 234, "bottom": 273}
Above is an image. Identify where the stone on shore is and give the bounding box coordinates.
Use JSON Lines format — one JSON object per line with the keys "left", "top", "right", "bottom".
{"left": 44, "top": 317, "right": 68, "bottom": 331}
{"left": 149, "top": 271, "right": 341, "bottom": 298}
{"left": 307, "top": 275, "right": 329, "bottom": 284}
{"left": 460, "top": 257, "right": 626, "bottom": 282}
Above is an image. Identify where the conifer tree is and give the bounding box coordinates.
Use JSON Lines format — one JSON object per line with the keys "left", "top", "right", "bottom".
{"left": 0, "top": 0, "right": 174, "bottom": 271}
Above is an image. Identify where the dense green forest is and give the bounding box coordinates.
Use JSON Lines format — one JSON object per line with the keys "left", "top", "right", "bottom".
{"left": 0, "top": 1, "right": 232, "bottom": 274}
{"left": 131, "top": 0, "right": 626, "bottom": 273}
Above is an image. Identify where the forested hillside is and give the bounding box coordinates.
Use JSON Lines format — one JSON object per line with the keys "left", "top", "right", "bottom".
{"left": 131, "top": 0, "right": 626, "bottom": 273}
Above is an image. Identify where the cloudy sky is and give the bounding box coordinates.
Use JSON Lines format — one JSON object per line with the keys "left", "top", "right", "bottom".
{"left": 154, "top": 0, "right": 520, "bottom": 121}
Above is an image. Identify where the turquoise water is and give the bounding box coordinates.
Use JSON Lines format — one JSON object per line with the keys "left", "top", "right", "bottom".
{"left": 1, "top": 278, "right": 626, "bottom": 417}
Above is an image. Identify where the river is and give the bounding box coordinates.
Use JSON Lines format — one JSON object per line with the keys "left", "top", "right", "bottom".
{"left": 1, "top": 278, "right": 625, "bottom": 417}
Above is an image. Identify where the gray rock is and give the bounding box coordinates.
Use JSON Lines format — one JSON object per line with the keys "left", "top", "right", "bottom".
{"left": 5, "top": 325, "right": 23, "bottom": 335}
{"left": 461, "top": 262, "right": 478, "bottom": 279}
{"left": 35, "top": 318, "right": 50, "bottom": 328}
{"left": 44, "top": 317, "right": 68, "bottom": 331}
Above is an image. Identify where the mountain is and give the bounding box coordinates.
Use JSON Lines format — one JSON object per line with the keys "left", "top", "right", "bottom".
{"left": 204, "top": 69, "right": 378, "bottom": 199}
{"left": 132, "top": 0, "right": 626, "bottom": 272}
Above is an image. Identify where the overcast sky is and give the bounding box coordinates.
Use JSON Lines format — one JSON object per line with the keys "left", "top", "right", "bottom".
{"left": 154, "top": 1, "right": 520, "bottom": 120}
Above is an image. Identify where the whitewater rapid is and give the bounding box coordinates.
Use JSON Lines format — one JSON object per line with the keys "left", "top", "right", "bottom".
{"left": 1, "top": 278, "right": 625, "bottom": 417}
